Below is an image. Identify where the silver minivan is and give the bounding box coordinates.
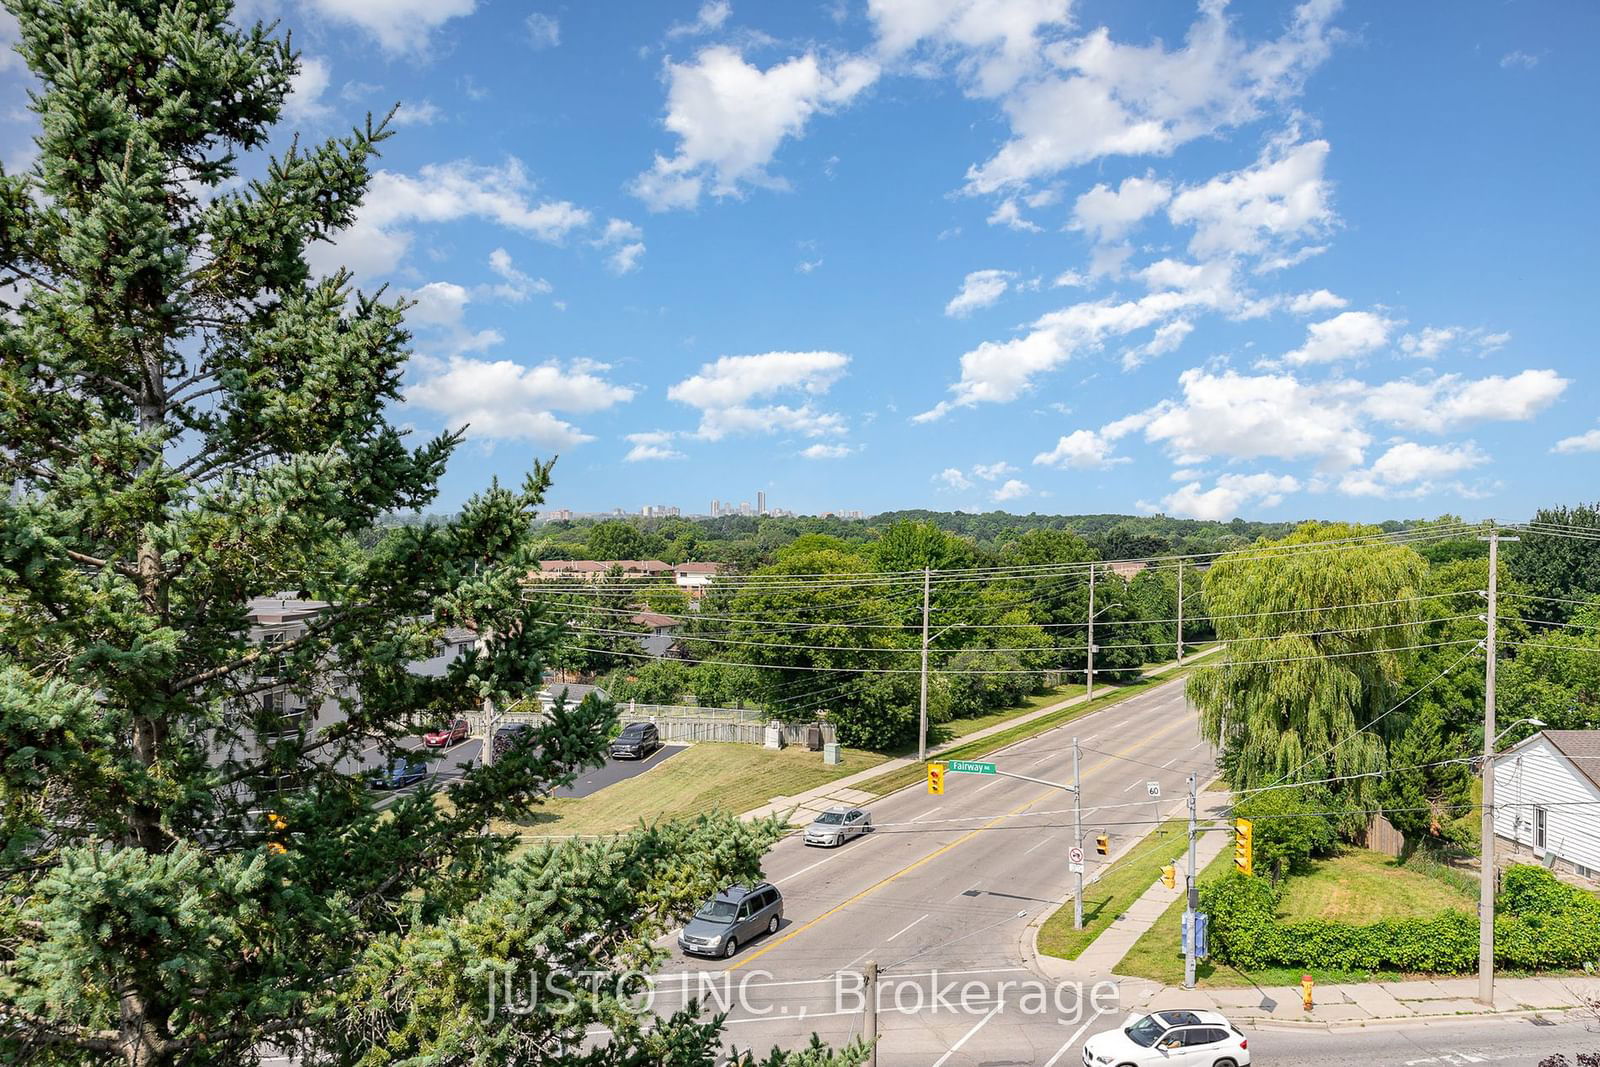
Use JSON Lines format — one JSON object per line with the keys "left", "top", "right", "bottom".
{"left": 677, "top": 883, "right": 783, "bottom": 958}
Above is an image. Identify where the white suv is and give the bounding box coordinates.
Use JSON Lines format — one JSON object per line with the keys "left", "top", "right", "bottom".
{"left": 1082, "top": 1009, "right": 1250, "bottom": 1067}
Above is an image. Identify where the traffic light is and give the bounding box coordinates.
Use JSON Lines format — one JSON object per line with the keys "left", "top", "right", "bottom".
{"left": 927, "top": 763, "right": 945, "bottom": 795}
{"left": 1160, "top": 864, "right": 1177, "bottom": 890}
{"left": 266, "top": 811, "right": 289, "bottom": 855}
{"left": 1234, "top": 817, "right": 1253, "bottom": 876}
{"left": 1095, "top": 833, "right": 1109, "bottom": 856}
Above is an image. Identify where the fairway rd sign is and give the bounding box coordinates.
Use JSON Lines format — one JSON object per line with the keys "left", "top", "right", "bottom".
{"left": 947, "top": 759, "right": 997, "bottom": 775}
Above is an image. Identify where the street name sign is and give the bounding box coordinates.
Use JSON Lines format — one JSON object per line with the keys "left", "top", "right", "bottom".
{"left": 947, "top": 759, "right": 997, "bottom": 775}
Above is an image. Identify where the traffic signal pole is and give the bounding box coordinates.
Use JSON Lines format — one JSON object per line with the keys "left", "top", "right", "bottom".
{"left": 1072, "top": 736, "right": 1084, "bottom": 931}
{"left": 1184, "top": 772, "right": 1199, "bottom": 990}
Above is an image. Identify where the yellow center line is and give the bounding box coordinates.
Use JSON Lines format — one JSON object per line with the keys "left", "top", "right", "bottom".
{"left": 727, "top": 712, "right": 1198, "bottom": 972}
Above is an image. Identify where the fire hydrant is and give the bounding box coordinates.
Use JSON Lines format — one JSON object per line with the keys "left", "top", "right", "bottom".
{"left": 1301, "top": 974, "right": 1314, "bottom": 1011}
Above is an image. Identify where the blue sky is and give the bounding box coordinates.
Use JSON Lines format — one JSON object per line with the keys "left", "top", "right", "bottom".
{"left": 5, "top": 1, "right": 1595, "bottom": 521}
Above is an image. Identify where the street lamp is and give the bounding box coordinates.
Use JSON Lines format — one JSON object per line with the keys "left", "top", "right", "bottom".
{"left": 1085, "top": 600, "right": 1122, "bottom": 702}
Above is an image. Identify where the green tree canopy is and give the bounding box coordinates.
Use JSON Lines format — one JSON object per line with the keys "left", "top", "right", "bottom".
{"left": 1188, "top": 523, "right": 1431, "bottom": 814}
{"left": 0, "top": 5, "right": 855, "bottom": 1065}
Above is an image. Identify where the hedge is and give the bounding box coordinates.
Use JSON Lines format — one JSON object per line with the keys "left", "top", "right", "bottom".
{"left": 1202, "top": 863, "right": 1600, "bottom": 973}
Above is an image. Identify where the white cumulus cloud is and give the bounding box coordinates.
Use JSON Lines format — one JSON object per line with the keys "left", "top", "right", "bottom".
{"left": 991, "top": 478, "right": 1031, "bottom": 502}
{"left": 1167, "top": 137, "right": 1334, "bottom": 264}
{"left": 309, "top": 159, "right": 591, "bottom": 281}
{"left": 300, "top": 0, "right": 476, "bottom": 55}
{"left": 1337, "top": 441, "right": 1487, "bottom": 497}
{"left": 632, "top": 46, "right": 879, "bottom": 210}
{"left": 667, "top": 351, "right": 851, "bottom": 440}
{"left": 960, "top": 0, "right": 1341, "bottom": 193}
{"left": 800, "top": 443, "right": 854, "bottom": 459}
{"left": 407, "top": 357, "right": 634, "bottom": 447}
{"left": 1553, "top": 427, "right": 1600, "bottom": 455}
{"left": 1363, "top": 369, "right": 1568, "bottom": 433}
{"left": 945, "top": 269, "right": 1015, "bottom": 317}
{"left": 1163, "top": 472, "right": 1300, "bottom": 520}
{"left": 1281, "top": 310, "right": 1395, "bottom": 366}
{"left": 624, "top": 431, "right": 686, "bottom": 462}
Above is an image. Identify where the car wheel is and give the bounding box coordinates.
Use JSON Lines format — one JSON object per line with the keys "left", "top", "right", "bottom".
{"left": 1213, "top": 1060, "right": 1238, "bottom": 1067}
{"left": 767, "top": 915, "right": 779, "bottom": 935}
{"left": 723, "top": 938, "right": 737, "bottom": 959}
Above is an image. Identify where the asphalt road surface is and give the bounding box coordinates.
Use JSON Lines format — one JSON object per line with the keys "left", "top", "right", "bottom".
{"left": 649, "top": 673, "right": 1219, "bottom": 1064}
{"left": 554, "top": 743, "right": 685, "bottom": 798}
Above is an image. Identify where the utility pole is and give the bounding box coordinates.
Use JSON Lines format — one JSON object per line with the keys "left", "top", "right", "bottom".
{"left": 1183, "top": 772, "right": 1198, "bottom": 990}
{"left": 864, "top": 960, "right": 878, "bottom": 1067}
{"left": 1176, "top": 560, "right": 1185, "bottom": 665}
{"left": 1477, "top": 526, "right": 1515, "bottom": 1006}
{"left": 1072, "top": 736, "right": 1084, "bottom": 930}
{"left": 1086, "top": 563, "right": 1097, "bottom": 701}
{"left": 918, "top": 567, "right": 931, "bottom": 763}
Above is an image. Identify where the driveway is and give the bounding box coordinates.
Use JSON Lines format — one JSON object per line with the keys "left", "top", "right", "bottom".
{"left": 555, "top": 744, "right": 685, "bottom": 798}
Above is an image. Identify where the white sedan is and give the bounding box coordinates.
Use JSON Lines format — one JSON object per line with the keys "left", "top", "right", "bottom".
{"left": 1082, "top": 1009, "right": 1250, "bottom": 1067}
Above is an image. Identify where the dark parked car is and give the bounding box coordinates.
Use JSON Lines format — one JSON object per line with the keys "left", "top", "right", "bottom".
{"left": 610, "top": 721, "right": 661, "bottom": 760}
{"left": 368, "top": 758, "right": 429, "bottom": 790}
{"left": 678, "top": 883, "right": 783, "bottom": 959}
{"left": 492, "top": 722, "right": 535, "bottom": 758}
{"left": 422, "top": 717, "right": 470, "bottom": 748}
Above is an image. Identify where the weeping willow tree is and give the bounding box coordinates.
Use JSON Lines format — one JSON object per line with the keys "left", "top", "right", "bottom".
{"left": 1189, "top": 522, "right": 1432, "bottom": 814}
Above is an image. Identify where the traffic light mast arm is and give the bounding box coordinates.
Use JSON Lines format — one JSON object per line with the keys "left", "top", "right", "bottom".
{"left": 986, "top": 768, "right": 1077, "bottom": 793}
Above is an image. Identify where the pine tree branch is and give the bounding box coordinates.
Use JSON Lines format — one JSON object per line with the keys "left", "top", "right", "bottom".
{"left": 0, "top": 1006, "right": 123, "bottom": 1053}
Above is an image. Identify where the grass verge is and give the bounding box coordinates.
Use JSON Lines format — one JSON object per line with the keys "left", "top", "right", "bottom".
{"left": 1037, "top": 819, "right": 1190, "bottom": 961}
{"left": 931, "top": 682, "right": 1086, "bottom": 745}
{"left": 497, "top": 742, "right": 885, "bottom": 837}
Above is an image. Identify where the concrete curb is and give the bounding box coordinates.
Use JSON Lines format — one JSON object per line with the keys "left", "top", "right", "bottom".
{"left": 1239, "top": 1005, "right": 1583, "bottom": 1032}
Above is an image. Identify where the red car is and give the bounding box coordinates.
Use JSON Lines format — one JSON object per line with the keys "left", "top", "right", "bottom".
{"left": 422, "top": 717, "right": 470, "bottom": 748}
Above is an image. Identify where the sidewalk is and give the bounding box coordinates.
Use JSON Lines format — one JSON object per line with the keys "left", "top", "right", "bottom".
{"left": 741, "top": 646, "right": 1222, "bottom": 824}
{"left": 1109, "top": 972, "right": 1600, "bottom": 1030}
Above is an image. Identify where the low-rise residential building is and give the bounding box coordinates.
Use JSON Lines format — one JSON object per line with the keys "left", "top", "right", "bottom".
{"left": 1493, "top": 729, "right": 1600, "bottom": 881}
{"left": 531, "top": 559, "right": 674, "bottom": 581}
{"left": 672, "top": 562, "right": 723, "bottom": 599}
{"left": 629, "top": 610, "right": 684, "bottom": 658}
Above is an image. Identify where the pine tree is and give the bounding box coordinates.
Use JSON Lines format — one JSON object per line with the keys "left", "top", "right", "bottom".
{"left": 0, "top": 3, "right": 862, "bottom": 1065}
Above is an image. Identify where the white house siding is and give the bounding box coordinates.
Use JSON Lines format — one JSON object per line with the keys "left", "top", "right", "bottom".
{"left": 1493, "top": 737, "right": 1600, "bottom": 876}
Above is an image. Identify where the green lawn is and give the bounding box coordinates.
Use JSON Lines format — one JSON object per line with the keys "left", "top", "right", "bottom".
{"left": 1115, "top": 847, "right": 1476, "bottom": 987}
{"left": 1277, "top": 849, "right": 1475, "bottom": 923}
{"left": 497, "top": 742, "right": 886, "bottom": 837}
{"left": 1037, "top": 819, "right": 1190, "bottom": 961}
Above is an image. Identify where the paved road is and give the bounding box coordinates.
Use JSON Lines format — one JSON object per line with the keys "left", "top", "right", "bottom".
{"left": 649, "top": 674, "right": 1217, "bottom": 1064}
{"left": 554, "top": 743, "right": 684, "bottom": 798}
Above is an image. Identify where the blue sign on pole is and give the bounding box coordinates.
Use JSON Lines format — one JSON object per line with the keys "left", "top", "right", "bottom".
{"left": 1182, "top": 912, "right": 1210, "bottom": 959}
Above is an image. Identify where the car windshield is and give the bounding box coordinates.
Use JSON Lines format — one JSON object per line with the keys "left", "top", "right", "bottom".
{"left": 814, "top": 812, "right": 845, "bottom": 825}
{"left": 620, "top": 725, "right": 647, "bottom": 736}
{"left": 1125, "top": 1016, "right": 1166, "bottom": 1048}
{"left": 695, "top": 899, "right": 738, "bottom": 922}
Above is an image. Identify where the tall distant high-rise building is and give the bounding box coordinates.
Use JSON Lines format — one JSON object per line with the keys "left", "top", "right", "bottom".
{"left": 711, "top": 499, "right": 720, "bottom": 517}
{"left": 739, "top": 501, "right": 751, "bottom": 516}
{"left": 757, "top": 490, "right": 766, "bottom": 515}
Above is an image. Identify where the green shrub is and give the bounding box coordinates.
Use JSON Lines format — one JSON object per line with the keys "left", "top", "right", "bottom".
{"left": 1202, "top": 863, "right": 1600, "bottom": 973}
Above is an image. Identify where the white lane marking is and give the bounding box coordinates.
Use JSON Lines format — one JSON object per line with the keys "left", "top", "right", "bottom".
{"left": 1021, "top": 835, "right": 1053, "bottom": 855}
{"left": 886, "top": 913, "right": 930, "bottom": 942}
{"left": 930, "top": 1004, "right": 1003, "bottom": 1067}
{"left": 975, "top": 776, "right": 1004, "bottom": 791}
{"left": 1121, "top": 779, "right": 1142, "bottom": 792}
{"left": 786, "top": 852, "right": 846, "bottom": 880}
{"left": 1045, "top": 1009, "right": 1107, "bottom": 1067}
{"left": 1160, "top": 757, "right": 1177, "bottom": 768}
{"left": 909, "top": 807, "right": 942, "bottom": 822}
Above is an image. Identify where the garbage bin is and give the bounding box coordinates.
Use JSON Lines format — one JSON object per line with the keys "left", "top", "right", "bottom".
{"left": 806, "top": 725, "right": 823, "bottom": 751}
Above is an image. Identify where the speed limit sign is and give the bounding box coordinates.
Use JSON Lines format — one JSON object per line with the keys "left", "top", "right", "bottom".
{"left": 1146, "top": 780, "right": 1161, "bottom": 798}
